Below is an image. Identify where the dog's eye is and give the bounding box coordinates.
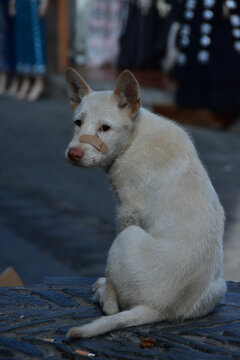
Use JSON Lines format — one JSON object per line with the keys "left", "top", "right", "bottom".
{"left": 99, "top": 125, "right": 111, "bottom": 132}
{"left": 74, "top": 119, "right": 82, "bottom": 127}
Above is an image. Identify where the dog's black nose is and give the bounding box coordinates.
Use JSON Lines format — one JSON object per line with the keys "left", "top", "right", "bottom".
{"left": 68, "top": 147, "right": 84, "bottom": 162}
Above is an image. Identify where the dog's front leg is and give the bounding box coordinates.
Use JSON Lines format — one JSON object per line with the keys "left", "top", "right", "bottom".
{"left": 93, "top": 277, "right": 119, "bottom": 315}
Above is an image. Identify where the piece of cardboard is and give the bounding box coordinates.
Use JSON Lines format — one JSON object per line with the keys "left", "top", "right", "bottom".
{"left": 0, "top": 267, "right": 24, "bottom": 287}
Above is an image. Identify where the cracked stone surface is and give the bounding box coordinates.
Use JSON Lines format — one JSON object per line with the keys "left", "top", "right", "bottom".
{"left": 0, "top": 278, "right": 239, "bottom": 359}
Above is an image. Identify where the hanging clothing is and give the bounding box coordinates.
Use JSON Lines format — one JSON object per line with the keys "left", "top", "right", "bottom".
{"left": 0, "top": 0, "right": 14, "bottom": 72}
{"left": 172, "top": 0, "right": 240, "bottom": 113}
{"left": 15, "top": 0, "right": 46, "bottom": 75}
{"left": 118, "top": 0, "right": 166, "bottom": 69}
{"left": 86, "top": 0, "right": 123, "bottom": 67}
{"left": 73, "top": 0, "right": 93, "bottom": 64}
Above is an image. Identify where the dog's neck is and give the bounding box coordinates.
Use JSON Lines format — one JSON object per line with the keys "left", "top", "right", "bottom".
{"left": 105, "top": 112, "right": 141, "bottom": 206}
{"left": 105, "top": 111, "right": 140, "bottom": 176}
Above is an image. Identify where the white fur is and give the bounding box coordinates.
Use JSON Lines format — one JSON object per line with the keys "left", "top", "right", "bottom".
{"left": 65, "top": 72, "right": 226, "bottom": 338}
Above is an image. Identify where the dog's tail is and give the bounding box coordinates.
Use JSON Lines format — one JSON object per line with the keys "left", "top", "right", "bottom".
{"left": 67, "top": 305, "right": 161, "bottom": 338}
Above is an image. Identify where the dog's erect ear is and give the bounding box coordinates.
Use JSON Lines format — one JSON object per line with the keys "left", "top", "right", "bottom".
{"left": 113, "top": 70, "right": 141, "bottom": 117}
{"left": 65, "top": 68, "right": 91, "bottom": 110}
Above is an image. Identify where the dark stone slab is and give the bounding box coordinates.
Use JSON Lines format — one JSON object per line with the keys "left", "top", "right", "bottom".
{"left": 0, "top": 337, "right": 43, "bottom": 357}
{"left": 43, "top": 276, "right": 97, "bottom": 287}
{"left": 0, "top": 278, "right": 239, "bottom": 360}
{"left": 31, "top": 289, "right": 77, "bottom": 307}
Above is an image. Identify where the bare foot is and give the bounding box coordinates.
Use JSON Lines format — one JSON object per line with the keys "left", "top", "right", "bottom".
{"left": 16, "top": 77, "right": 31, "bottom": 100}
{"left": 27, "top": 76, "right": 45, "bottom": 101}
{"left": 8, "top": 76, "right": 20, "bottom": 96}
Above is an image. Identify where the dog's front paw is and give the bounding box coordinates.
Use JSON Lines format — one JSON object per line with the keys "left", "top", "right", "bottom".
{"left": 92, "top": 278, "right": 106, "bottom": 308}
{"left": 92, "top": 277, "right": 106, "bottom": 292}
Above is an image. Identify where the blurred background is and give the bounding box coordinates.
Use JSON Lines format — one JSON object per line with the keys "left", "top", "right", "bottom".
{"left": 0, "top": 0, "right": 240, "bottom": 285}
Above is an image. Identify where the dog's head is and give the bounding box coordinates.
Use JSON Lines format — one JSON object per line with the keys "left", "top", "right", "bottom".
{"left": 65, "top": 69, "right": 141, "bottom": 168}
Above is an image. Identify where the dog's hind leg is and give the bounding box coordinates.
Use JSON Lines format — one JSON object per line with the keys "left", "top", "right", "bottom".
{"left": 183, "top": 277, "right": 227, "bottom": 319}
{"left": 67, "top": 304, "right": 162, "bottom": 338}
{"left": 93, "top": 278, "right": 119, "bottom": 315}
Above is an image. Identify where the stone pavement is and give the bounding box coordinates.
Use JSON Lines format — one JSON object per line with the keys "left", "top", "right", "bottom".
{"left": 0, "top": 78, "right": 240, "bottom": 285}
{"left": 0, "top": 277, "right": 239, "bottom": 359}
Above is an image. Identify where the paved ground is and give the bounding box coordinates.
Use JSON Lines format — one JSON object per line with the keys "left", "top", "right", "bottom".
{"left": 0, "top": 277, "right": 239, "bottom": 359}
{"left": 0, "top": 80, "right": 240, "bottom": 285}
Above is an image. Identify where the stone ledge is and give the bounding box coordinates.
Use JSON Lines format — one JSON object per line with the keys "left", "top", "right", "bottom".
{"left": 0, "top": 279, "right": 239, "bottom": 359}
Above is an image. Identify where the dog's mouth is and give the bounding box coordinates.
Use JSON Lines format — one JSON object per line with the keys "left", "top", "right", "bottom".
{"left": 67, "top": 156, "right": 97, "bottom": 168}
{"left": 68, "top": 158, "right": 81, "bottom": 166}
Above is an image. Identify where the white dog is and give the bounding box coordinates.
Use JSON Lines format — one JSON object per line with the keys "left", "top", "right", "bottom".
{"left": 65, "top": 68, "right": 226, "bottom": 338}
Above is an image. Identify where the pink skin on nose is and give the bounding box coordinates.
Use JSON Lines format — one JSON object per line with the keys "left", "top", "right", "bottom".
{"left": 68, "top": 147, "right": 84, "bottom": 162}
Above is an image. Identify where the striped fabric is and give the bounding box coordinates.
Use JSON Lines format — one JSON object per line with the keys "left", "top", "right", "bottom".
{"left": 86, "top": 0, "right": 123, "bottom": 67}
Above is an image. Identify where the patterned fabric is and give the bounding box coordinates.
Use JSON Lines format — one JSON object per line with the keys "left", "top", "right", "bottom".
{"left": 0, "top": 0, "right": 14, "bottom": 71}
{"left": 15, "top": 0, "right": 46, "bottom": 75}
{"left": 172, "top": 0, "right": 240, "bottom": 112}
{"left": 86, "top": 0, "right": 123, "bottom": 67}
{"left": 73, "top": 0, "right": 93, "bottom": 64}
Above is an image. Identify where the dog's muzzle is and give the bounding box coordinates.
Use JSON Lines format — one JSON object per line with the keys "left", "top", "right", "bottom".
{"left": 68, "top": 147, "right": 84, "bottom": 162}
{"left": 79, "top": 134, "right": 108, "bottom": 154}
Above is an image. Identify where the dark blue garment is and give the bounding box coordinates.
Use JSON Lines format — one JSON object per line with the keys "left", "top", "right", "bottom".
{"left": 118, "top": 1, "right": 165, "bottom": 69}
{"left": 172, "top": 0, "right": 240, "bottom": 113}
{"left": 15, "top": 0, "right": 46, "bottom": 75}
{"left": 0, "top": 0, "right": 15, "bottom": 71}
